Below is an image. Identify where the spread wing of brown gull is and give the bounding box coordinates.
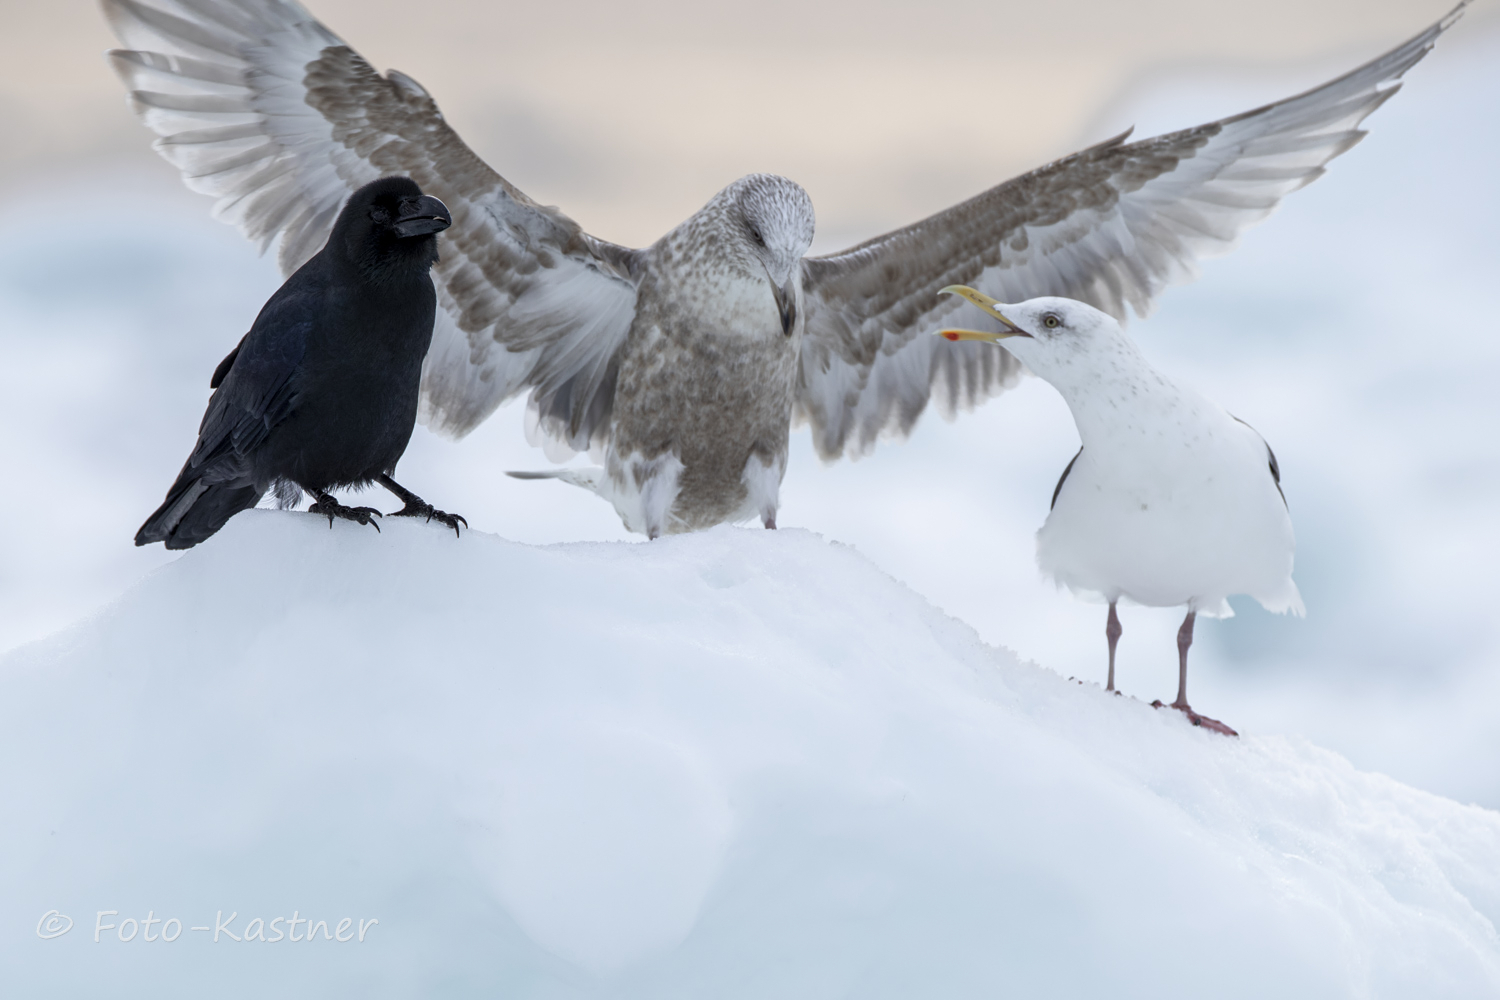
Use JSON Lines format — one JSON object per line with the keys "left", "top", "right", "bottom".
{"left": 105, "top": 0, "right": 641, "bottom": 451}
{"left": 796, "top": 3, "right": 1466, "bottom": 460}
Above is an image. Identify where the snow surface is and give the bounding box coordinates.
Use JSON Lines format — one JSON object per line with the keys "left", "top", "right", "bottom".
{"left": 3, "top": 516, "right": 1499, "bottom": 996}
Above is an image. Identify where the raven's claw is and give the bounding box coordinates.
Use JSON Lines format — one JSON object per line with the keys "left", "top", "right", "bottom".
{"left": 391, "top": 500, "right": 466, "bottom": 538}
{"left": 308, "top": 495, "right": 383, "bottom": 532}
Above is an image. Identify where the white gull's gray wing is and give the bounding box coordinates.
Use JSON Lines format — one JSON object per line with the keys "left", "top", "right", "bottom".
{"left": 798, "top": 2, "right": 1466, "bottom": 461}
{"left": 104, "top": 0, "right": 640, "bottom": 448}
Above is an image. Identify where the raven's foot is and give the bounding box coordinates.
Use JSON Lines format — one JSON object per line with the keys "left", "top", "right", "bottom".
{"left": 1151, "top": 699, "right": 1238, "bottom": 737}
{"left": 389, "top": 499, "right": 467, "bottom": 538}
{"left": 308, "top": 493, "right": 382, "bottom": 533}
{"left": 375, "top": 473, "right": 466, "bottom": 538}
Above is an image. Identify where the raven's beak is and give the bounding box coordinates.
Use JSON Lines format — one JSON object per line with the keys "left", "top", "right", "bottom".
{"left": 770, "top": 275, "right": 798, "bottom": 336}
{"left": 393, "top": 195, "right": 452, "bottom": 238}
{"left": 935, "top": 284, "right": 1030, "bottom": 341}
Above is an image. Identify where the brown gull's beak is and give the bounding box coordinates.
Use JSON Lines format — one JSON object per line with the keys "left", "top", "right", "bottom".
{"left": 770, "top": 274, "right": 797, "bottom": 336}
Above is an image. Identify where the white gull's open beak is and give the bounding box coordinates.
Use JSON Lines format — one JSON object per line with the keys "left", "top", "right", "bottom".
{"left": 934, "top": 285, "right": 1030, "bottom": 341}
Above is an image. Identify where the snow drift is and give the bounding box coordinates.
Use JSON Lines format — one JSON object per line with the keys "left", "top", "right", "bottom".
{"left": 3, "top": 515, "right": 1499, "bottom": 997}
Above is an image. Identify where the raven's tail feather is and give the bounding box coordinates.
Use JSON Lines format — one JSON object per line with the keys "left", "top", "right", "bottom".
{"left": 135, "top": 477, "right": 263, "bottom": 550}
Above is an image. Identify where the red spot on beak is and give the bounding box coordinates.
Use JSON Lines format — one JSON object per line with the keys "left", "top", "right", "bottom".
{"left": 942, "top": 331, "right": 960, "bottom": 341}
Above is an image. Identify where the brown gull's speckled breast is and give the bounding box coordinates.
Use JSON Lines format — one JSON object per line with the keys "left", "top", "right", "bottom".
{"left": 609, "top": 213, "right": 801, "bottom": 533}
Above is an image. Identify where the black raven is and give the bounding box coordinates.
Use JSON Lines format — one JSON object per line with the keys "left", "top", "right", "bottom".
{"left": 136, "top": 176, "right": 464, "bottom": 550}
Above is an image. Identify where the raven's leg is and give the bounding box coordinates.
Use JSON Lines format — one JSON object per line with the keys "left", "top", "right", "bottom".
{"left": 308, "top": 491, "right": 382, "bottom": 532}
{"left": 377, "top": 474, "right": 467, "bottom": 538}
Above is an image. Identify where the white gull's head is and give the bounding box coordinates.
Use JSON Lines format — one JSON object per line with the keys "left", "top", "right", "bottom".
{"left": 936, "top": 290, "right": 1138, "bottom": 389}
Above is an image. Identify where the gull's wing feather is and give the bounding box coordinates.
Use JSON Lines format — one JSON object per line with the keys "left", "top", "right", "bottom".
{"left": 104, "top": 0, "right": 639, "bottom": 447}
{"left": 798, "top": 3, "right": 1465, "bottom": 460}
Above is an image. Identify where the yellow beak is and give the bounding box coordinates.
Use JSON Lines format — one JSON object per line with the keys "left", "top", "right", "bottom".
{"left": 935, "top": 285, "right": 1029, "bottom": 341}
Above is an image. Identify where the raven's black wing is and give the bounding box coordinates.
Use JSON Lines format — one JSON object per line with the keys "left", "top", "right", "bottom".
{"left": 209, "top": 336, "right": 244, "bottom": 389}
{"left": 136, "top": 267, "right": 321, "bottom": 548}
{"left": 187, "top": 278, "right": 318, "bottom": 473}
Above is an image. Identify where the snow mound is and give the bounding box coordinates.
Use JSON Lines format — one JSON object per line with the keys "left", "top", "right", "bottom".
{"left": 3, "top": 514, "right": 1499, "bottom": 997}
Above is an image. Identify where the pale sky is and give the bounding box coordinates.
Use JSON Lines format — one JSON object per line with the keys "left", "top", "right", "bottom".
{"left": 2, "top": 0, "right": 1484, "bottom": 245}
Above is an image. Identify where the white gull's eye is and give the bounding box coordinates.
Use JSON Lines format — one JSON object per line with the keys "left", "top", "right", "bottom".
{"left": 1042, "top": 313, "right": 1062, "bottom": 329}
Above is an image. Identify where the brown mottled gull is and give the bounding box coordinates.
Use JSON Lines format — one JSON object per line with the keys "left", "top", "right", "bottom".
{"left": 103, "top": 0, "right": 1466, "bottom": 537}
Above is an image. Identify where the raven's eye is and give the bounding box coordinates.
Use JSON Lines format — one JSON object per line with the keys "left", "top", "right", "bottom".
{"left": 1042, "top": 313, "right": 1062, "bottom": 329}
{"left": 369, "top": 206, "right": 391, "bottom": 224}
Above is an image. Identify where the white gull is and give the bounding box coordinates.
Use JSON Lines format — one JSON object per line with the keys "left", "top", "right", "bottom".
{"left": 940, "top": 288, "right": 1303, "bottom": 735}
